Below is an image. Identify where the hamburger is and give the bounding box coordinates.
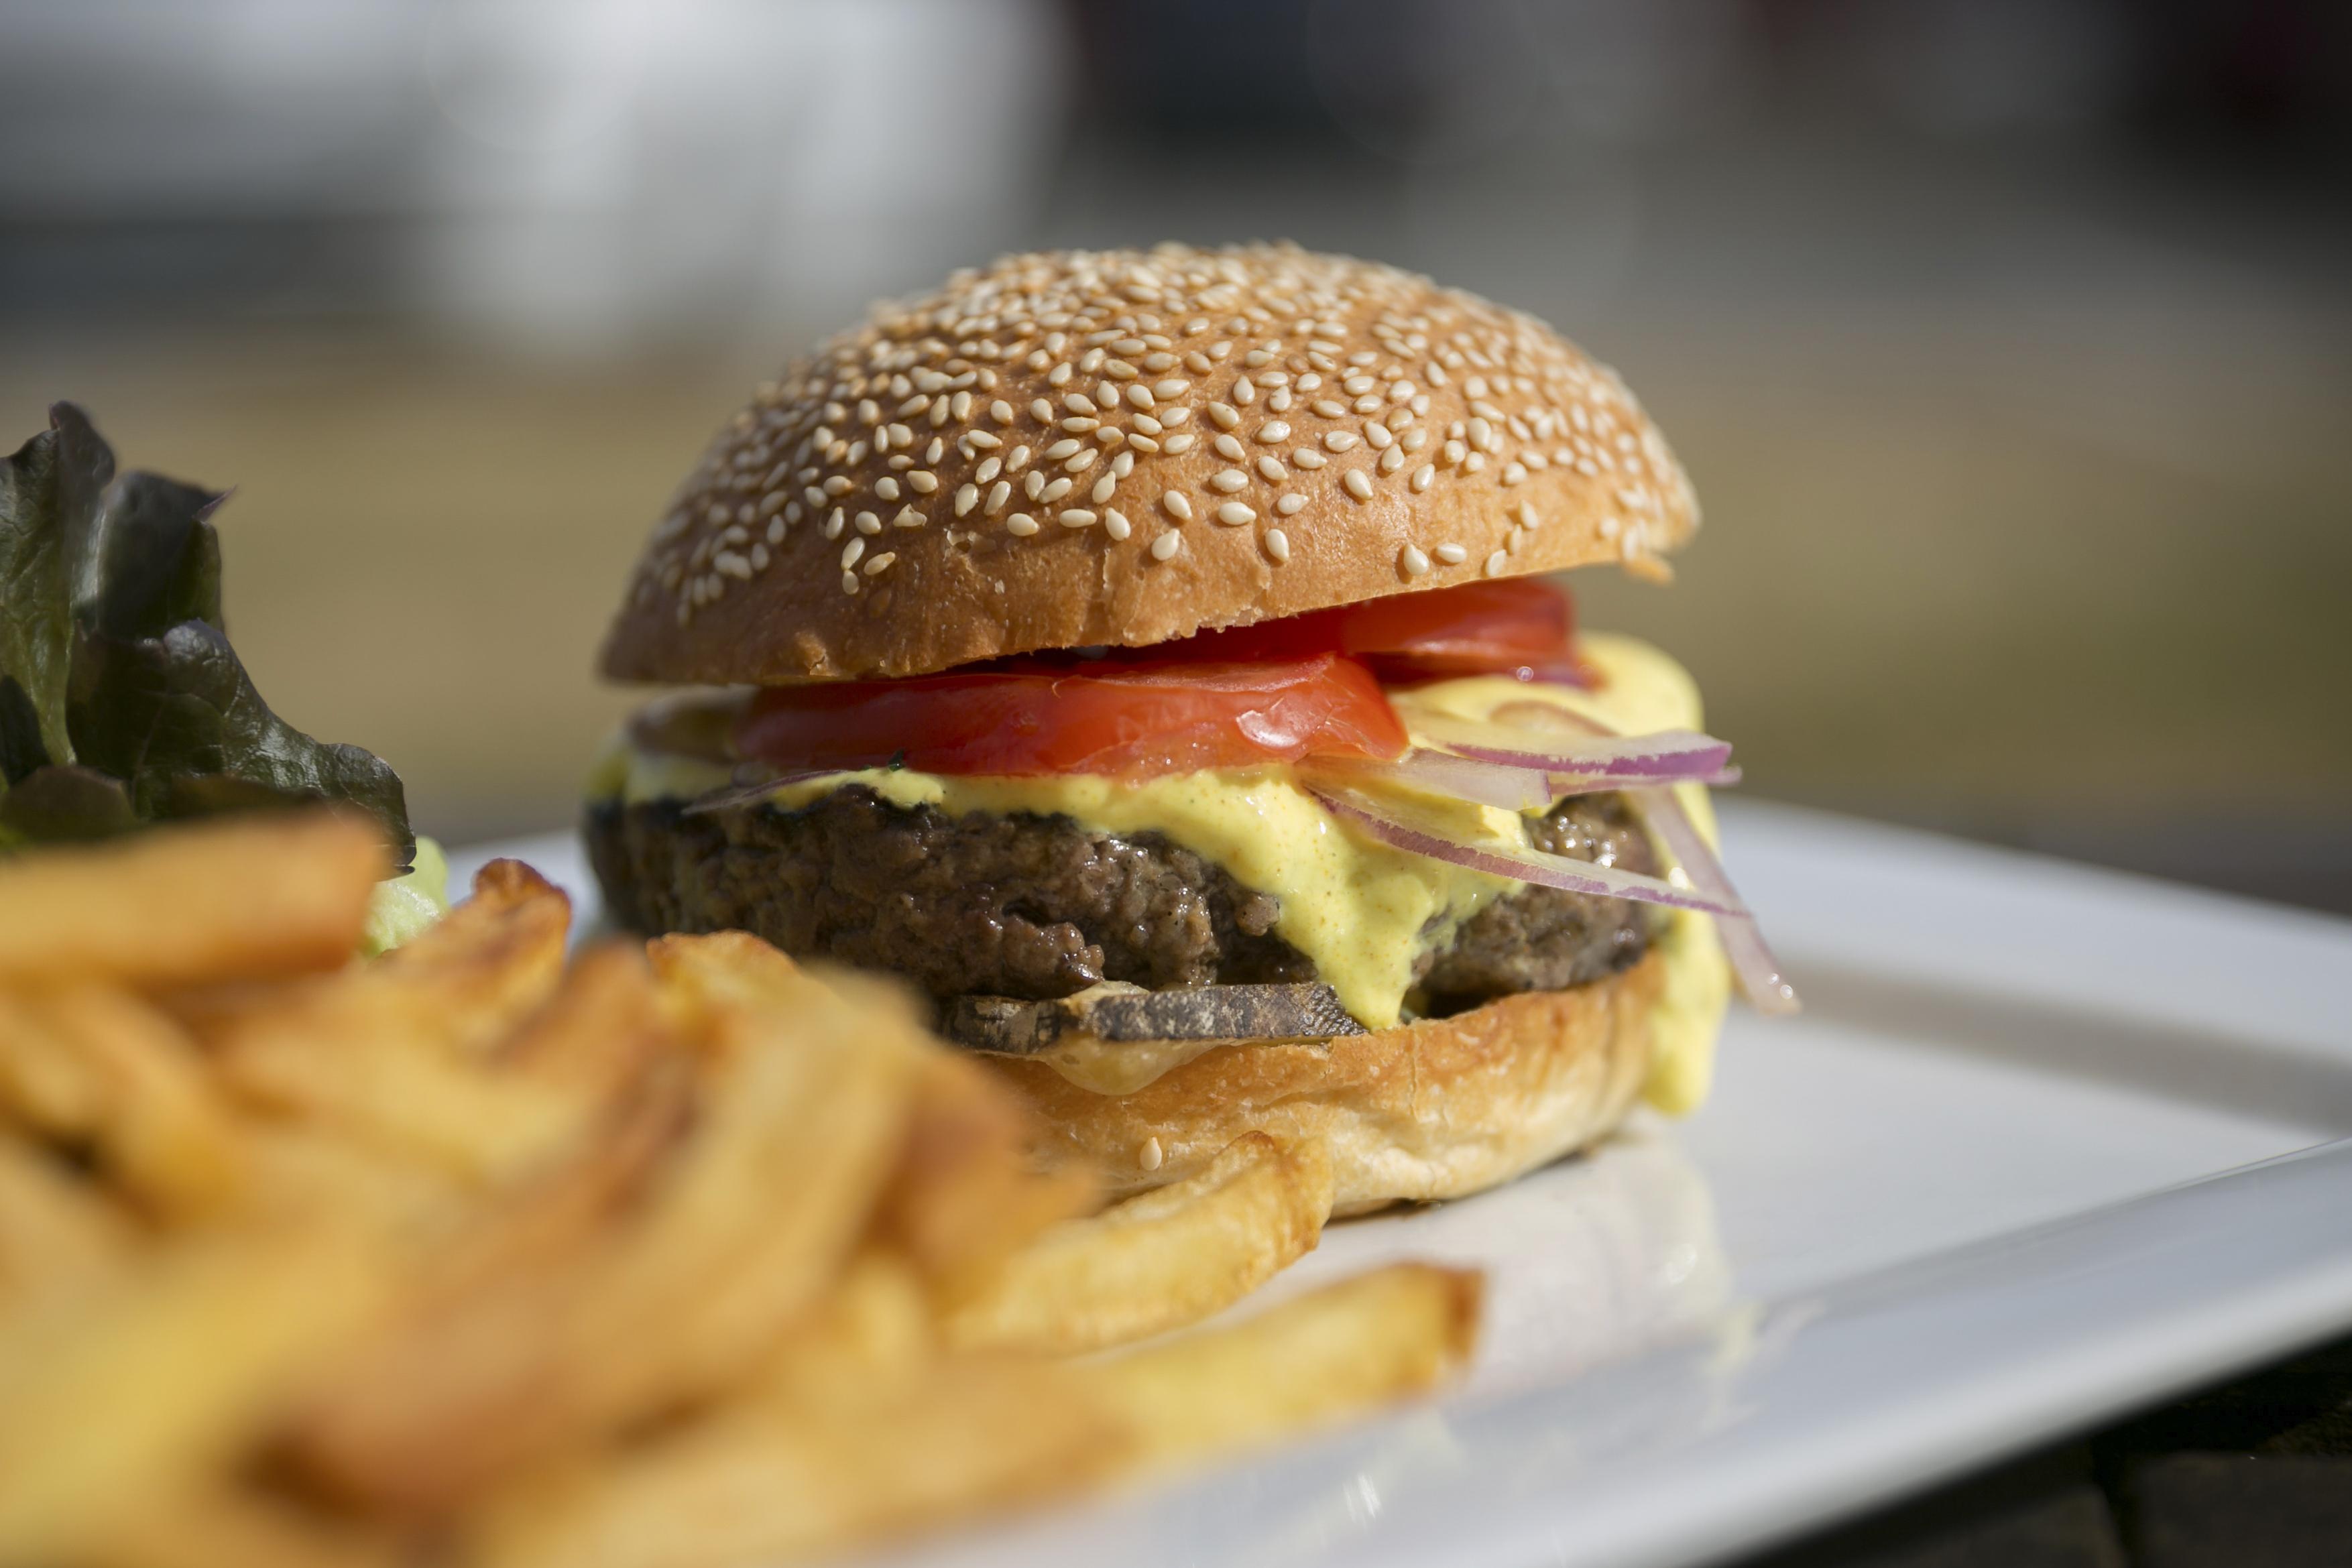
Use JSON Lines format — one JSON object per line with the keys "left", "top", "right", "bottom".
{"left": 587, "top": 243, "right": 1791, "bottom": 1215}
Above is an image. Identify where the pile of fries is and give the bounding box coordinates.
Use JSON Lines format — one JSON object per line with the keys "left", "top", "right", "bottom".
{"left": 0, "top": 815, "right": 1479, "bottom": 1568}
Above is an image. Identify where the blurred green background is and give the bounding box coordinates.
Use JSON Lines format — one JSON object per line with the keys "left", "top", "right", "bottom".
{"left": 5, "top": 0, "right": 2348, "bottom": 909}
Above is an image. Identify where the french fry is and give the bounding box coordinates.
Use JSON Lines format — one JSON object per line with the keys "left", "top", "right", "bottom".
{"left": 31, "top": 988, "right": 247, "bottom": 1221}
{"left": 497, "top": 943, "right": 668, "bottom": 1102}
{"left": 467, "top": 1360, "right": 1123, "bottom": 1568}
{"left": 293, "top": 941, "right": 916, "bottom": 1510}
{"left": 1083, "top": 1263, "right": 1484, "bottom": 1473}
{"left": 0, "top": 990, "right": 103, "bottom": 1138}
{"left": 0, "top": 1224, "right": 391, "bottom": 1565}
{"left": 201, "top": 859, "right": 571, "bottom": 1071}
{"left": 288, "top": 1057, "right": 696, "bottom": 1513}
{"left": 944, "top": 1132, "right": 1334, "bottom": 1356}
{"left": 0, "top": 1138, "right": 135, "bottom": 1301}
{"left": 751, "top": 1250, "right": 937, "bottom": 1414}
{"left": 874, "top": 1050, "right": 1100, "bottom": 1295}
{"left": 84, "top": 1484, "right": 404, "bottom": 1568}
{"left": 0, "top": 817, "right": 1486, "bottom": 1566}
{"left": 0, "top": 815, "right": 385, "bottom": 989}
{"left": 219, "top": 1025, "right": 597, "bottom": 1185}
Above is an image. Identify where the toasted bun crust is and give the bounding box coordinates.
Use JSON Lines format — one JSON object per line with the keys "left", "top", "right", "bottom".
{"left": 988, "top": 950, "right": 1665, "bottom": 1218}
{"left": 602, "top": 243, "right": 1698, "bottom": 685}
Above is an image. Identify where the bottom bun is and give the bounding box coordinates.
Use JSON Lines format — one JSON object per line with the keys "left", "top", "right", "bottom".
{"left": 987, "top": 952, "right": 1667, "bottom": 1217}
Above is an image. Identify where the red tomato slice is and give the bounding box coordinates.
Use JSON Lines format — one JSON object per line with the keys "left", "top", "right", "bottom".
{"left": 736, "top": 654, "right": 1408, "bottom": 778}
{"left": 1149, "top": 579, "right": 1574, "bottom": 674}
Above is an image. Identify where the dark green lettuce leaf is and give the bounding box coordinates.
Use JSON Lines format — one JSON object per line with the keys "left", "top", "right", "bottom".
{"left": 0, "top": 403, "right": 412, "bottom": 867}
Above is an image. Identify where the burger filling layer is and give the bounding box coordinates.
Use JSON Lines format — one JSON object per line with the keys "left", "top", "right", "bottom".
{"left": 585, "top": 786, "right": 1661, "bottom": 1023}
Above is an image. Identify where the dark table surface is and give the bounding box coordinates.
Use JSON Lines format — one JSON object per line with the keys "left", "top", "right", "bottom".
{"left": 1739, "top": 1332, "right": 2352, "bottom": 1568}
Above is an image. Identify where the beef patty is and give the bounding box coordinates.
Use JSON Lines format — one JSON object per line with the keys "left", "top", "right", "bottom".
{"left": 585, "top": 785, "right": 1661, "bottom": 1022}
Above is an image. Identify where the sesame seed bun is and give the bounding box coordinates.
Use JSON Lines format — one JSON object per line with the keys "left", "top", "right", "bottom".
{"left": 990, "top": 947, "right": 1668, "bottom": 1218}
{"left": 601, "top": 243, "right": 1699, "bottom": 685}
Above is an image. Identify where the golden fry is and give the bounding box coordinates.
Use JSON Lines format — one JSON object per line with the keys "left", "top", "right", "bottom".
{"left": 84, "top": 1484, "right": 404, "bottom": 1568}
{"left": 874, "top": 1049, "right": 1100, "bottom": 1294}
{"left": 219, "top": 1024, "right": 595, "bottom": 1185}
{"left": 1084, "top": 1263, "right": 1484, "bottom": 1473}
{"left": 0, "top": 815, "right": 384, "bottom": 989}
{"left": 0, "top": 990, "right": 104, "bottom": 1138}
{"left": 0, "top": 1225, "right": 390, "bottom": 1565}
{"left": 201, "top": 859, "right": 571, "bottom": 1072}
{"left": 945, "top": 1132, "right": 1334, "bottom": 1356}
{"left": 0, "top": 1138, "right": 136, "bottom": 1302}
{"left": 294, "top": 941, "right": 926, "bottom": 1510}
{"left": 467, "top": 1360, "right": 1122, "bottom": 1568}
{"left": 31, "top": 989, "right": 247, "bottom": 1222}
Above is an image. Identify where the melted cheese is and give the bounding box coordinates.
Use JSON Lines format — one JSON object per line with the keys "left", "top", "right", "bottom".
{"left": 587, "top": 632, "right": 1732, "bottom": 1111}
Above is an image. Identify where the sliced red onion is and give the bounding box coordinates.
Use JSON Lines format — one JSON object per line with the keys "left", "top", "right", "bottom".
{"left": 1304, "top": 751, "right": 1555, "bottom": 812}
{"left": 1307, "top": 786, "right": 1745, "bottom": 916}
{"left": 1549, "top": 764, "right": 1743, "bottom": 794}
{"left": 1410, "top": 713, "right": 1732, "bottom": 781}
{"left": 679, "top": 765, "right": 837, "bottom": 817}
{"left": 1629, "top": 786, "right": 1800, "bottom": 1014}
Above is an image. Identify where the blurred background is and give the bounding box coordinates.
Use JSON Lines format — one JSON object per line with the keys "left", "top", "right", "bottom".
{"left": 4, "top": 0, "right": 2347, "bottom": 910}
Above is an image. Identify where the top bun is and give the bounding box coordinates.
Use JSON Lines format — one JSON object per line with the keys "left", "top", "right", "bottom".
{"left": 601, "top": 243, "right": 1698, "bottom": 685}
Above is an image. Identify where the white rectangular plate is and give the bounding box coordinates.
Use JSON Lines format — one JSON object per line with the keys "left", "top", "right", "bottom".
{"left": 453, "top": 802, "right": 2352, "bottom": 1568}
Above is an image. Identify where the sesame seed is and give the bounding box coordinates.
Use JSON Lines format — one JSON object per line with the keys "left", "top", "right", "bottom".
{"left": 1163, "top": 432, "right": 1197, "bottom": 454}
{"left": 1040, "top": 477, "right": 1073, "bottom": 502}
{"left": 1435, "top": 542, "right": 1467, "bottom": 564}
{"left": 1064, "top": 446, "right": 1100, "bottom": 473}
{"left": 1256, "top": 455, "right": 1287, "bottom": 482}
{"left": 1256, "top": 420, "right": 1291, "bottom": 443}
{"left": 908, "top": 471, "right": 938, "bottom": 493}
{"left": 841, "top": 570, "right": 858, "bottom": 595}
{"left": 1164, "top": 493, "right": 1193, "bottom": 522}
{"left": 1515, "top": 501, "right": 1541, "bottom": 528}
{"left": 1091, "top": 475, "right": 1117, "bottom": 503}
{"left": 1485, "top": 549, "right": 1509, "bottom": 577}
{"left": 1060, "top": 509, "right": 1097, "bottom": 528}
{"left": 1006, "top": 512, "right": 1040, "bottom": 536}
{"left": 1234, "top": 377, "right": 1257, "bottom": 404}
{"left": 841, "top": 538, "right": 866, "bottom": 568}
{"left": 825, "top": 508, "right": 846, "bottom": 538}
{"left": 1154, "top": 379, "right": 1189, "bottom": 399}
{"left": 1293, "top": 449, "right": 1326, "bottom": 469}
{"left": 1276, "top": 492, "right": 1305, "bottom": 515}
{"left": 875, "top": 477, "right": 900, "bottom": 500}
{"left": 1150, "top": 530, "right": 1181, "bottom": 560}
{"left": 1264, "top": 528, "right": 1291, "bottom": 562}
{"left": 1043, "top": 438, "right": 1081, "bottom": 461}
{"left": 967, "top": 430, "right": 1001, "bottom": 448}
{"left": 955, "top": 484, "right": 979, "bottom": 516}
{"left": 1208, "top": 402, "right": 1240, "bottom": 430}
{"left": 1008, "top": 444, "right": 1032, "bottom": 470}
{"left": 1215, "top": 434, "right": 1246, "bottom": 460}
{"left": 1323, "top": 431, "right": 1359, "bottom": 452}
{"left": 1211, "top": 469, "right": 1247, "bottom": 493}
{"left": 1104, "top": 507, "right": 1132, "bottom": 540}
{"left": 1216, "top": 501, "right": 1255, "bottom": 526}
{"left": 864, "top": 551, "right": 896, "bottom": 576}
{"left": 1344, "top": 470, "right": 1374, "bottom": 501}
{"left": 1140, "top": 1136, "right": 1164, "bottom": 1171}
{"left": 1501, "top": 462, "right": 1527, "bottom": 486}
{"left": 855, "top": 511, "right": 881, "bottom": 535}
{"left": 986, "top": 480, "right": 1012, "bottom": 513}
{"left": 1411, "top": 464, "right": 1435, "bottom": 492}
{"left": 893, "top": 506, "right": 923, "bottom": 528}
{"left": 990, "top": 400, "right": 1014, "bottom": 424}
{"left": 1399, "top": 545, "right": 1430, "bottom": 577}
